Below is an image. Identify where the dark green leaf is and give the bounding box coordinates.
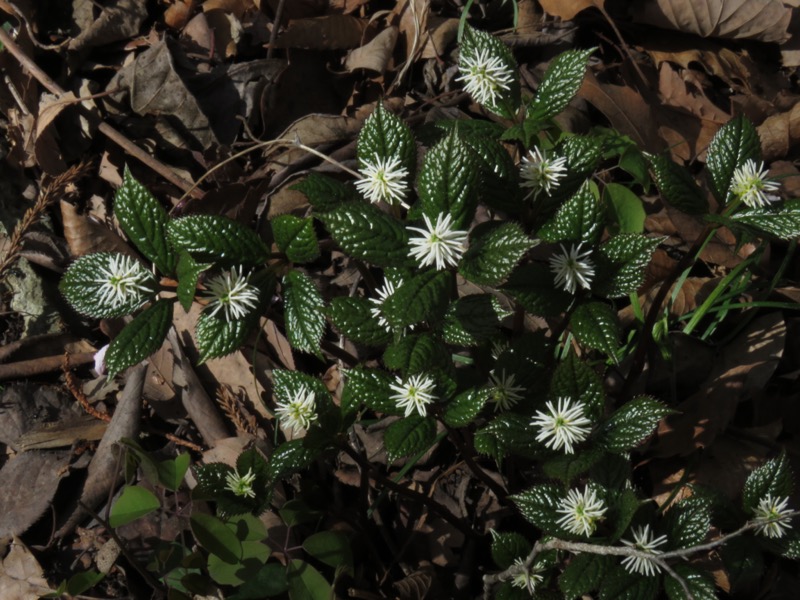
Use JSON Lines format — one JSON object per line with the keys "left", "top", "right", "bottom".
{"left": 729, "top": 200, "right": 800, "bottom": 240}
{"left": 648, "top": 153, "right": 708, "bottom": 215}
{"left": 491, "top": 532, "right": 531, "bottom": 570}
{"left": 271, "top": 215, "right": 319, "bottom": 263}
{"left": 115, "top": 167, "right": 176, "bottom": 274}
{"left": 570, "top": 302, "right": 621, "bottom": 360}
{"left": 559, "top": 553, "right": 613, "bottom": 599}
{"left": 157, "top": 453, "right": 190, "bottom": 491}
{"left": 383, "top": 271, "right": 452, "bottom": 328}
{"left": 511, "top": 484, "right": 568, "bottom": 535}
{"left": 327, "top": 296, "right": 392, "bottom": 347}
{"left": 742, "top": 453, "right": 793, "bottom": 513}
{"left": 475, "top": 413, "right": 540, "bottom": 462}
{"left": 357, "top": 102, "right": 416, "bottom": 185}
{"left": 606, "top": 489, "right": 641, "bottom": 543}
{"left": 302, "top": 531, "right": 353, "bottom": 570}
{"left": 176, "top": 252, "right": 211, "bottom": 311}
{"left": 443, "top": 294, "right": 508, "bottom": 346}
{"left": 443, "top": 387, "right": 490, "bottom": 427}
{"left": 602, "top": 396, "right": 671, "bottom": 453}
{"left": 417, "top": 131, "right": 479, "bottom": 229}
{"left": 60, "top": 252, "right": 157, "bottom": 318}
{"left": 460, "top": 222, "right": 535, "bottom": 285}
{"left": 706, "top": 115, "right": 761, "bottom": 205}
{"left": 208, "top": 540, "right": 269, "bottom": 586}
{"left": 320, "top": 202, "right": 410, "bottom": 267}
{"left": 286, "top": 560, "right": 331, "bottom": 600}
{"left": 460, "top": 25, "right": 520, "bottom": 117}
{"left": 383, "top": 333, "right": 449, "bottom": 377}
{"left": 538, "top": 181, "right": 603, "bottom": 245}
{"left": 593, "top": 234, "right": 661, "bottom": 298}
{"left": 167, "top": 215, "right": 269, "bottom": 264}
{"left": 599, "top": 566, "right": 659, "bottom": 600}
{"left": 384, "top": 415, "right": 438, "bottom": 461}
{"left": 109, "top": 485, "right": 160, "bottom": 528}
{"left": 461, "top": 132, "right": 522, "bottom": 214}
{"left": 292, "top": 172, "right": 356, "bottom": 213}
{"left": 282, "top": 271, "right": 325, "bottom": 355}
{"left": 543, "top": 135, "right": 605, "bottom": 209}
{"left": 664, "top": 565, "right": 717, "bottom": 600}
{"left": 528, "top": 48, "right": 593, "bottom": 123}
{"left": 106, "top": 299, "right": 172, "bottom": 377}
{"left": 501, "top": 264, "right": 572, "bottom": 317}
{"left": 190, "top": 513, "right": 243, "bottom": 564}
{"left": 229, "top": 562, "right": 288, "bottom": 599}
{"left": 268, "top": 440, "right": 315, "bottom": 481}
{"left": 550, "top": 352, "right": 605, "bottom": 420}
{"left": 542, "top": 445, "right": 605, "bottom": 485}
{"left": 341, "top": 367, "right": 398, "bottom": 415}
{"left": 665, "top": 496, "right": 712, "bottom": 549}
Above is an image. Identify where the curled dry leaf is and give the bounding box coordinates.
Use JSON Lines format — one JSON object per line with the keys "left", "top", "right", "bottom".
{"left": 345, "top": 26, "right": 398, "bottom": 73}
{"left": 275, "top": 15, "right": 368, "bottom": 50}
{"left": 539, "top": 0, "right": 605, "bottom": 20}
{"left": 60, "top": 200, "right": 135, "bottom": 258}
{"left": 632, "top": 0, "right": 792, "bottom": 43}
{"left": 0, "top": 537, "right": 52, "bottom": 599}
{"left": 68, "top": 0, "right": 148, "bottom": 52}
{"left": 758, "top": 102, "right": 800, "bottom": 161}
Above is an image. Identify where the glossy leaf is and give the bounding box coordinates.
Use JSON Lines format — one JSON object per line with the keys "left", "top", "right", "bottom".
{"left": 327, "top": 296, "right": 392, "bottom": 346}
{"left": 105, "top": 299, "right": 173, "bottom": 377}
{"left": 460, "top": 222, "right": 536, "bottom": 285}
{"left": 168, "top": 215, "right": 269, "bottom": 264}
{"left": 321, "top": 202, "right": 410, "bottom": 267}
{"left": 384, "top": 415, "right": 438, "bottom": 461}
{"left": 383, "top": 271, "right": 452, "bottom": 328}
{"left": 569, "top": 302, "right": 621, "bottom": 360}
{"left": 176, "top": 252, "right": 211, "bottom": 311}
{"left": 538, "top": 180, "right": 603, "bottom": 245}
{"left": 706, "top": 115, "right": 761, "bottom": 205}
{"left": 282, "top": 271, "right": 325, "bottom": 355}
{"left": 601, "top": 396, "right": 670, "bottom": 453}
{"left": 528, "top": 48, "right": 594, "bottom": 124}
{"left": 648, "top": 153, "right": 708, "bottom": 215}
{"left": 109, "top": 485, "right": 160, "bottom": 528}
{"left": 271, "top": 215, "right": 319, "bottom": 263}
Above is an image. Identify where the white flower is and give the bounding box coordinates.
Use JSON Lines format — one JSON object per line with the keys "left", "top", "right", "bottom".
{"left": 489, "top": 369, "right": 525, "bottom": 412}
{"left": 556, "top": 487, "right": 607, "bottom": 536}
{"left": 369, "top": 278, "right": 398, "bottom": 332}
{"left": 520, "top": 147, "right": 568, "bottom": 200}
{"left": 457, "top": 48, "right": 514, "bottom": 107}
{"left": 203, "top": 267, "right": 260, "bottom": 321}
{"left": 730, "top": 159, "right": 780, "bottom": 208}
{"left": 275, "top": 385, "right": 317, "bottom": 435}
{"left": 621, "top": 524, "right": 668, "bottom": 577}
{"left": 510, "top": 557, "right": 543, "bottom": 595}
{"left": 93, "top": 344, "right": 109, "bottom": 376}
{"left": 549, "top": 243, "right": 595, "bottom": 295}
{"left": 408, "top": 213, "right": 468, "bottom": 270}
{"left": 390, "top": 373, "right": 437, "bottom": 417}
{"left": 95, "top": 254, "right": 153, "bottom": 310}
{"left": 355, "top": 155, "right": 410, "bottom": 207}
{"left": 754, "top": 494, "right": 793, "bottom": 539}
{"left": 225, "top": 467, "right": 257, "bottom": 499}
{"left": 531, "top": 397, "right": 592, "bottom": 454}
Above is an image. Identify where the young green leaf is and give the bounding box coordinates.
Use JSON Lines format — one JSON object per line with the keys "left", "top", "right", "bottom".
{"left": 559, "top": 553, "right": 614, "bottom": 600}
{"left": 601, "top": 396, "right": 670, "bottom": 453}
{"left": 592, "top": 234, "right": 661, "bottom": 299}
{"left": 320, "top": 202, "right": 410, "bottom": 267}
{"left": 341, "top": 367, "right": 398, "bottom": 415}
{"left": 105, "top": 299, "right": 173, "bottom": 377}
{"left": 357, "top": 102, "right": 416, "bottom": 185}
{"left": 282, "top": 271, "right": 325, "bottom": 355}
{"left": 460, "top": 222, "right": 536, "bottom": 285}
{"left": 109, "top": 485, "right": 161, "bottom": 528}
{"left": 647, "top": 153, "right": 708, "bottom": 215}
{"left": 742, "top": 453, "right": 793, "bottom": 513}
{"left": 327, "top": 296, "right": 392, "bottom": 347}
{"left": 384, "top": 415, "right": 438, "bottom": 461}
{"left": 569, "top": 301, "right": 621, "bottom": 360}
{"left": 538, "top": 180, "right": 603, "bottom": 245}
{"left": 176, "top": 252, "right": 211, "bottom": 311}
{"left": 443, "top": 294, "right": 509, "bottom": 346}
{"left": 527, "top": 48, "right": 593, "bottom": 124}
{"left": 382, "top": 270, "right": 452, "bottom": 328}
{"left": 706, "top": 115, "right": 761, "bottom": 205}
{"left": 417, "top": 131, "right": 480, "bottom": 229}
{"left": 114, "top": 167, "right": 177, "bottom": 274}
{"left": 292, "top": 172, "right": 356, "bottom": 213}
{"left": 442, "top": 387, "right": 490, "bottom": 428}
{"left": 491, "top": 532, "right": 531, "bottom": 570}
{"left": 271, "top": 215, "right": 319, "bottom": 263}
{"left": 60, "top": 252, "right": 157, "bottom": 318}
{"left": 168, "top": 215, "right": 270, "bottom": 264}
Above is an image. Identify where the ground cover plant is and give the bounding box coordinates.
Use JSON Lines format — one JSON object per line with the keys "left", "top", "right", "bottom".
{"left": 1, "top": 1, "right": 800, "bottom": 599}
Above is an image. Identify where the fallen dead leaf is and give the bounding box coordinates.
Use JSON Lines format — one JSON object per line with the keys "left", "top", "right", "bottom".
{"left": 345, "top": 26, "right": 398, "bottom": 73}
{"left": 538, "top": 0, "right": 604, "bottom": 20}
{"left": 0, "top": 537, "right": 52, "bottom": 599}
{"left": 275, "top": 15, "right": 368, "bottom": 50}
{"left": 68, "top": 0, "right": 148, "bottom": 52}
{"left": 60, "top": 200, "right": 135, "bottom": 258}
{"left": 758, "top": 102, "right": 800, "bottom": 161}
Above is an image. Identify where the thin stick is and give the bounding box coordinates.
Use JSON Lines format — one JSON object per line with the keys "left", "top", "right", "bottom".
{"left": 267, "top": 0, "right": 287, "bottom": 60}
{"left": 0, "top": 27, "right": 202, "bottom": 198}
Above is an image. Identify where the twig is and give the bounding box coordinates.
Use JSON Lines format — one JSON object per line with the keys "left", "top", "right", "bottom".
{"left": 483, "top": 510, "right": 800, "bottom": 599}
{"left": 0, "top": 352, "right": 95, "bottom": 381}
{"left": 267, "top": 0, "right": 287, "bottom": 60}
{"left": 63, "top": 352, "right": 112, "bottom": 423}
{"left": 0, "top": 27, "right": 202, "bottom": 198}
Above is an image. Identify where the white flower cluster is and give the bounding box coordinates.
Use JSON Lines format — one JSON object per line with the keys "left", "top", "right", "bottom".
{"left": 520, "top": 147, "right": 568, "bottom": 201}
{"left": 275, "top": 384, "right": 318, "bottom": 435}
{"left": 203, "top": 267, "right": 260, "bottom": 321}
{"left": 730, "top": 159, "right": 780, "bottom": 208}
{"left": 549, "top": 243, "right": 594, "bottom": 295}
{"left": 753, "top": 494, "right": 793, "bottom": 539}
{"left": 556, "top": 487, "right": 607, "bottom": 536}
{"left": 95, "top": 254, "right": 153, "bottom": 310}
{"left": 620, "top": 525, "right": 668, "bottom": 577}
{"left": 408, "top": 213, "right": 468, "bottom": 270}
{"left": 224, "top": 467, "right": 257, "bottom": 499}
{"left": 457, "top": 48, "right": 514, "bottom": 107}
{"left": 390, "top": 373, "right": 437, "bottom": 417}
{"left": 356, "top": 156, "right": 410, "bottom": 207}
{"left": 531, "top": 397, "right": 592, "bottom": 454}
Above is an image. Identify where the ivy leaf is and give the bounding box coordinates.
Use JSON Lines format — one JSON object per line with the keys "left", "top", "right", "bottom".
{"left": 357, "top": 102, "right": 416, "bottom": 180}
{"left": 592, "top": 234, "right": 662, "bottom": 299}
{"left": 320, "top": 203, "right": 410, "bottom": 267}
{"left": 570, "top": 302, "right": 621, "bottom": 360}
{"left": 549, "top": 352, "right": 605, "bottom": 420}
{"left": 599, "top": 566, "right": 659, "bottom": 600}
{"left": 443, "top": 388, "right": 490, "bottom": 428}
{"left": 665, "top": 496, "right": 712, "bottom": 549}
{"left": 168, "top": 215, "right": 269, "bottom": 265}
{"left": 501, "top": 264, "right": 572, "bottom": 317}
{"left": 282, "top": 271, "right": 325, "bottom": 355}
{"left": 176, "top": 252, "right": 211, "bottom": 311}
{"left": 742, "top": 453, "right": 793, "bottom": 514}
{"left": 417, "top": 131, "right": 480, "bottom": 229}
{"left": 512, "top": 484, "right": 568, "bottom": 536}
{"left": 383, "top": 333, "right": 449, "bottom": 377}
{"left": 460, "top": 25, "right": 520, "bottom": 117}
{"left": 528, "top": 48, "right": 594, "bottom": 125}
{"left": 271, "top": 215, "right": 319, "bottom": 263}
{"left": 538, "top": 180, "right": 603, "bottom": 245}
{"left": 292, "top": 173, "right": 356, "bottom": 213}
{"left": 728, "top": 200, "right": 800, "bottom": 240}
{"left": 382, "top": 271, "right": 452, "bottom": 328}
{"left": 342, "top": 367, "right": 398, "bottom": 415}
{"left": 327, "top": 297, "right": 392, "bottom": 347}
{"left": 664, "top": 565, "right": 717, "bottom": 600}
{"left": 384, "top": 416, "right": 438, "bottom": 461}
{"left": 443, "top": 294, "right": 509, "bottom": 346}
{"left": 460, "top": 222, "right": 536, "bottom": 285}
{"left": 601, "top": 396, "right": 671, "bottom": 453}
{"left": 491, "top": 532, "right": 531, "bottom": 570}
{"left": 105, "top": 299, "right": 173, "bottom": 377}
{"left": 647, "top": 153, "right": 708, "bottom": 215}
{"left": 559, "top": 553, "right": 614, "bottom": 600}
{"left": 706, "top": 115, "right": 761, "bottom": 205}
{"left": 60, "top": 252, "right": 156, "bottom": 318}
{"left": 114, "top": 167, "right": 177, "bottom": 274}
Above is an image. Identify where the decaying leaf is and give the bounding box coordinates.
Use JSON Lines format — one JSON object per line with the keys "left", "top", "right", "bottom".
{"left": 68, "top": 0, "right": 148, "bottom": 52}
{"left": 345, "top": 26, "right": 398, "bottom": 73}
{"left": 275, "top": 15, "right": 368, "bottom": 50}
{"left": 758, "top": 102, "right": 800, "bottom": 161}
{"left": 538, "top": 0, "right": 604, "bottom": 20}
{"left": 0, "top": 537, "right": 52, "bottom": 599}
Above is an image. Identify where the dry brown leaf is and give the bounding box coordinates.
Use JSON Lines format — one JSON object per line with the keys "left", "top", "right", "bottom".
{"left": 329, "top": 0, "right": 371, "bottom": 13}
{"left": 419, "top": 17, "right": 459, "bottom": 59}
{"left": 275, "top": 15, "right": 368, "bottom": 50}
{"left": 0, "top": 537, "right": 52, "bottom": 599}
{"left": 68, "top": 0, "right": 148, "bottom": 52}
{"left": 538, "top": 0, "right": 604, "bottom": 20}
{"left": 657, "top": 62, "right": 730, "bottom": 124}
{"left": 60, "top": 200, "right": 135, "bottom": 258}
{"left": 393, "top": 563, "right": 434, "bottom": 600}
{"left": 202, "top": 0, "right": 254, "bottom": 18}
{"left": 758, "top": 102, "right": 800, "bottom": 161}
{"left": 164, "top": 0, "right": 197, "bottom": 29}
{"left": 632, "top": 0, "right": 792, "bottom": 43}
{"left": 344, "top": 26, "right": 398, "bottom": 73}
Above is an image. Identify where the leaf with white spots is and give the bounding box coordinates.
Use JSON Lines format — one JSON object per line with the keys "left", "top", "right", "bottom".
{"left": 601, "top": 396, "right": 671, "bottom": 453}
{"left": 528, "top": 48, "right": 594, "bottom": 124}
{"left": 593, "top": 234, "right": 662, "bottom": 299}
{"left": 742, "top": 454, "right": 793, "bottom": 513}
{"left": 320, "top": 203, "right": 410, "bottom": 267}
{"left": 272, "top": 215, "right": 319, "bottom": 263}
{"left": 168, "top": 215, "right": 270, "bottom": 265}
{"left": 538, "top": 180, "right": 603, "bottom": 245}
{"left": 384, "top": 416, "right": 438, "bottom": 461}
{"left": 460, "top": 221, "right": 536, "bottom": 286}
{"left": 569, "top": 301, "right": 621, "bottom": 360}
{"left": 357, "top": 103, "right": 416, "bottom": 177}
{"left": 459, "top": 25, "right": 520, "bottom": 117}
{"left": 105, "top": 299, "right": 173, "bottom": 377}
{"left": 282, "top": 271, "right": 325, "bottom": 356}
{"left": 706, "top": 115, "right": 761, "bottom": 205}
